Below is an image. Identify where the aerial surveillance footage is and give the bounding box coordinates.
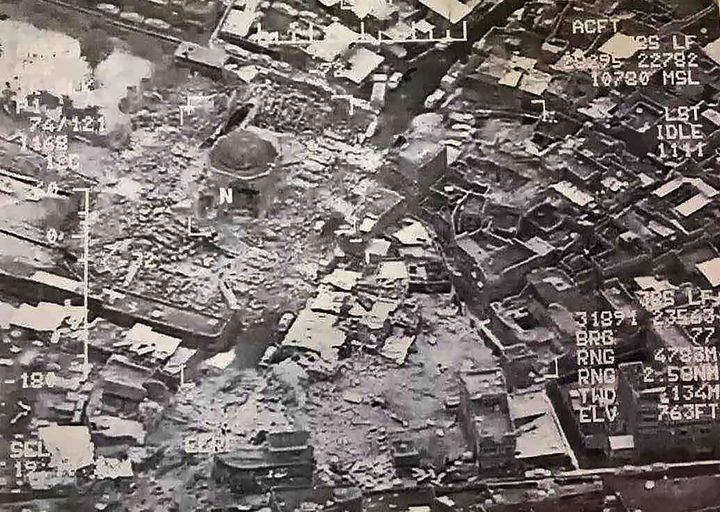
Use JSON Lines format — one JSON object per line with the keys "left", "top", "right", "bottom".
{"left": 5, "top": 0, "right": 720, "bottom": 510}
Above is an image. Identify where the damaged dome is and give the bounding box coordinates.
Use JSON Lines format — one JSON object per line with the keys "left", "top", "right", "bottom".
{"left": 209, "top": 129, "right": 277, "bottom": 176}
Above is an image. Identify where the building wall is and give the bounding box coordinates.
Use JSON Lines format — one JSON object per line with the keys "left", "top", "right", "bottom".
{"left": 476, "top": 431, "right": 516, "bottom": 471}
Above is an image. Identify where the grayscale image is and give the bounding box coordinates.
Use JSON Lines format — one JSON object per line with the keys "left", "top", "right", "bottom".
{"left": 1, "top": 0, "right": 720, "bottom": 510}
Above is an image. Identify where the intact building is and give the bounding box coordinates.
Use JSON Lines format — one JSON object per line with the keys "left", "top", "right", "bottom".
{"left": 616, "top": 362, "right": 720, "bottom": 461}
{"left": 458, "top": 368, "right": 516, "bottom": 472}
